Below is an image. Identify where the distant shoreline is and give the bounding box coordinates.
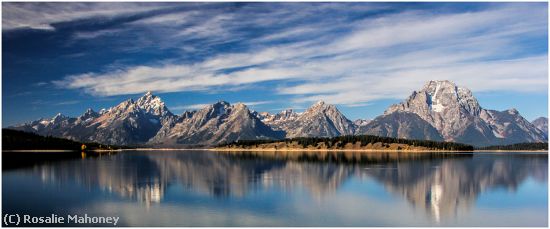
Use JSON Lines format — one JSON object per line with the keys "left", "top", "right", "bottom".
{"left": 473, "top": 150, "right": 548, "bottom": 153}
{"left": 209, "top": 148, "right": 472, "bottom": 153}
{"left": 2, "top": 148, "right": 205, "bottom": 153}
{"left": 4, "top": 148, "right": 547, "bottom": 153}
{"left": 210, "top": 148, "right": 548, "bottom": 153}
{"left": 2, "top": 148, "right": 213, "bottom": 153}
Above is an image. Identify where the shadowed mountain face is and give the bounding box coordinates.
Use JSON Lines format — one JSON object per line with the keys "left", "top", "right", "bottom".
{"left": 9, "top": 80, "right": 547, "bottom": 147}
{"left": 20, "top": 150, "right": 547, "bottom": 222}
{"left": 355, "top": 111, "right": 444, "bottom": 141}
{"left": 532, "top": 117, "right": 548, "bottom": 136}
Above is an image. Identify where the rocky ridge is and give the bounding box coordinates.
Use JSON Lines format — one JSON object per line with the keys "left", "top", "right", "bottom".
{"left": 10, "top": 81, "right": 548, "bottom": 147}
{"left": 532, "top": 117, "right": 548, "bottom": 136}
{"left": 381, "top": 80, "right": 546, "bottom": 146}
{"left": 258, "top": 101, "right": 355, "bottom": 138}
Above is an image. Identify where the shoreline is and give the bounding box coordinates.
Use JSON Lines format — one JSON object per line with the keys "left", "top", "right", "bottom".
{"left": 209, "top": 148, "right": 473, "bottom": 153}
{"left": 209, "top": 148, "right": 548, "bottom": 153}
{"left": 2, "top": 148, "right": 212, "bottom": 153}
{"left": 473, "top": 150, "right": 548, "bottom": 153}
{"left": 4, "top": 148, "right": 546, "bottom": 153}
{"left": 129, "top": 148, "right": 549, "bottom": 153}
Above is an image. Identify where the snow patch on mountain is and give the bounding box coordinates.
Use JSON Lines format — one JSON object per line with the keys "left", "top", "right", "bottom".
{"left": 261, "top": 101, "right": 355, "bottom": 138}
{"left": 8, "top": 82, "right": 548, "bottom": 147}
{"left": 384, "top": 80, "right": 546, "bottom": 146}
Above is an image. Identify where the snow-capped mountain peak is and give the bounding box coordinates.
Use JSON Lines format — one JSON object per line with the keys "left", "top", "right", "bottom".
{"left": 8, "top": 82, "right": 547, "bottom": 147}
{"left": 507, "top": 108, "right": 519, "bottom": 115}
{"left": 148, "top": 101, "right": 283, "bottom": 146}
{"left": 263, "top": 101, "right": 354, "bottom": 138}
{"left": 421, "top": 80, "right": 481, "bottom": 115}
{"left": 382, "top": 80, "right": 545, "bottom": 146}
{"left": 313, "top": 100, "right": 326, "bottom": 107}
{"left": 80, "top": 108, "right": 98, "bottom": 119}
{"left": 306, "top": 100, "right": 342, "bottom": 116}
{"left": 51, "top": 113, "right": 67, "bottom": 123}
{"left": 135, "top": 91, "right": 172, "bottom": 116}
{"left": 74, "top": 108, "right": 99, "bottom": 124}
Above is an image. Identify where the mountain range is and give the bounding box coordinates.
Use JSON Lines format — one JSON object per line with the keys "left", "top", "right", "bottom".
{"left": 9, "top": 80, "right": 548, "bottom": 147}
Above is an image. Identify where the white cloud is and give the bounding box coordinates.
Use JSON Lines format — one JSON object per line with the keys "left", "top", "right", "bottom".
{"left": 170, "top": 100, "right": 271, "bottom": 112}
{"left": 55, "top": 100, "right": 81, "bottom": 105}
{"left": 54, "top": 4, "right": 548, "bottom": 106}
{"left": 237, "top": 101, "right": 273, "bottom": 106}
{"left": 2, "top": 2, "right": 167, "bottom": 31}
{"left": 129, "top": 11, "right": 199, "bottom": 26}
{"left": 175, "top": 14, "right": 235, "bottom": 39}
{"left": 170, "top": 103, "right": 211, "bottom": 111}
{"left": 33, "top": 82, "right": 48, "bottom": 87}
{"left": 73, "top": 28, "right": 128, "bottom": 40}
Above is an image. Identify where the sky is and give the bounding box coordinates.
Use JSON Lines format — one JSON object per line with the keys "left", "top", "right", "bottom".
{"left": 2, "top": 2, "right": 548, "bottom": 126}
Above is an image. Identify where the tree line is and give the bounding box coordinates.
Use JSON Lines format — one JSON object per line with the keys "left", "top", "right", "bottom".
{"left": 219, "top": 134, "right": 474, "bottom": 151}
{"left": 2, "top": 129, "right": 125, "bottom": 150}
{"left": 477, "top": 142, "right": 548, "bottom": 150}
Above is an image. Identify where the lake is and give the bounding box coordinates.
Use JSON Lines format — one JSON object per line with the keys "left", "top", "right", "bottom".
{"left": 3, "top": 150, "right": 548, "bottom": 226}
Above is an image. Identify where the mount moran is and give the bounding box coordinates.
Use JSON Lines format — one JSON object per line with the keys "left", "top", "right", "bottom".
{"left": 10, "top": 80, "right": 548, "bottom": 147}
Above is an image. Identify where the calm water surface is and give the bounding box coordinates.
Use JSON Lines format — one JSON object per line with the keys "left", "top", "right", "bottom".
{"left": 3, "top": 150, "right": 548, "bottom": 226}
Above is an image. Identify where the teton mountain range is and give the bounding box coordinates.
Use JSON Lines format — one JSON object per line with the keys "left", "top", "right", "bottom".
{"left": 10, "top": 80, "right": 548, "bottom": 147}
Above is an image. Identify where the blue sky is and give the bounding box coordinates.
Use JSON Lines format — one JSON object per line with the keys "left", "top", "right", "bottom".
{"left": 2, "top": 2, "right": 548, "bottom": 126}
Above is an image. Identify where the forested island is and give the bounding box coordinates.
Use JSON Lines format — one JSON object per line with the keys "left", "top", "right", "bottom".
{"left": 216, "top": 135, "right": 475, "bottom": 151}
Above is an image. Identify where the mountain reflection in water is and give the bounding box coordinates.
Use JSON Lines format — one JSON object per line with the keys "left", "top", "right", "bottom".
{"left": 3, "top": 150, "right": 547, "bottom": 226}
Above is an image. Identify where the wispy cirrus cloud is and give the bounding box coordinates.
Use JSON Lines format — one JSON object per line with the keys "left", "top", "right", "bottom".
{"left": 55, "top": 100, "right": 81, "bottom": 106}
{"left": 128, "top": 11, "right": 199, "bottom": 26}
{"left": 171, "top": 100, "right": 273, "bottom": 112}
{"left": 50, "top": 3, "right": 547, "bottom": 106}
{"left": 170, "top": 103, "right": 211, "bottom": 111}
{"left": 2, "top": 2, "right": 169, "bottom": 31}
{"left": 33, "top": 82, "right": 48, "bottom": 87}
{"left": 238, "top": 101, "right": 272, "bottom": 106}
{"left": 72, "top": 28, "right": 128, "bottom": 40}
